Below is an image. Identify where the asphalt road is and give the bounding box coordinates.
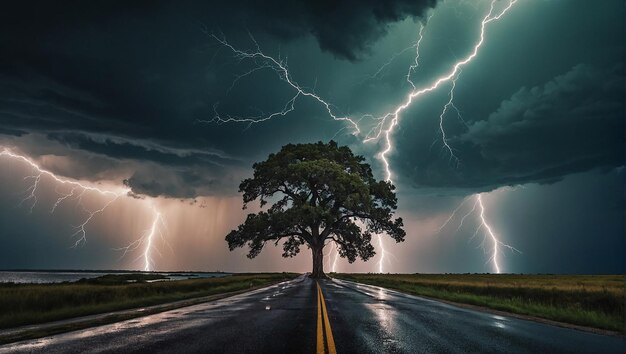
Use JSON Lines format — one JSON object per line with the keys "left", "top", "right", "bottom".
{"left": 0, "top": 275, "right": 623, "bottom": 353}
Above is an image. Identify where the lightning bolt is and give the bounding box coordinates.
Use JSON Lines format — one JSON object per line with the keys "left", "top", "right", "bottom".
{"left": 476, "top": 194, "right": 521, "bottom": 273}
{"left": 435, "top": 196, "right": 470, "bottom": 234}
{"left": 476, "top": 195, "right": 502, "bottom": 272}
{"left": 113, "top": 204, "right": 167, "bottom": 272}
{"left": 0, "top": 150, "right": 122, "bottom": 197}
{"left": 377, "top": 235, "right": 386, "bottom": 273}
{"left": 143, "top": 206, "right": 166, "bottom": 271}
{"left": 437, "top": 73, "right": 464, "bottom": 166}
{"left": 456, "top": 198, "right": 477, "bottom": 232}
{"left": 0, "top": 147, "right": 166, "bottom": 271}
{"left": 437, "top": 193, "right": 520, "bottom": 273}
{"left": 200, "top": 32, "right": 361, "bottom": 134}
{"left": 406, "top": 13, "right": 433, "bottom": 90}
{"left": 365, "top": 0, "right": 517, "bottom": 181}
{"left": 324, "top": 242, "right": 340, "bottom": 273}
{"left": 368, "top": 13, "right": 433, "bottom": 84}
{"left": 51, "top": 185, "right": 78, "bottom": 213}
{"left": 72, "top": 194, "right": 121, "bottom": 248}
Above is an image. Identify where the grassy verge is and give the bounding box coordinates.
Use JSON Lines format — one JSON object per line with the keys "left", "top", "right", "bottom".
{"left": 333, "top": 273, "right": 624, "bottom": 333}
{"left": 0, "top": 273, "right": 297, "bottom": 331}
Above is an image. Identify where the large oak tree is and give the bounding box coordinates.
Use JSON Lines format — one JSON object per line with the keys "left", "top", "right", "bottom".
{"left": 226, "top": 141, "right": 405, "bottom": 278}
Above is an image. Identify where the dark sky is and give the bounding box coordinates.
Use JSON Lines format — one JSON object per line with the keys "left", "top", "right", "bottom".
{"left": 0, "top": 0, "right": 623, "bottom": 273}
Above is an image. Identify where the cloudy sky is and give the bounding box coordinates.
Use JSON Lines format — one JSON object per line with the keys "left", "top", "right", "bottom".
{"left": 0, "top": 0, "right": 623, "bottom": 274}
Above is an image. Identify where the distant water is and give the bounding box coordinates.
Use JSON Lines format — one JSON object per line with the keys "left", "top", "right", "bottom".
{"left": 0, "top": 271, "right": 229, "bottom": 284}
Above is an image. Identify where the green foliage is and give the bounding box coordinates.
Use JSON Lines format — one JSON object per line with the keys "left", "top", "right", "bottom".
{"left": 335, "top": 273, "right": 624, "bottom": 332}
{"left": 226, "top": 141, "right": 405, "bottom": 266}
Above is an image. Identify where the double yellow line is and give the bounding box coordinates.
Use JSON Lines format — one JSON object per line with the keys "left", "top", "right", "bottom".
{"left": 316, "top": 282, "right": 337, "bottom": 354}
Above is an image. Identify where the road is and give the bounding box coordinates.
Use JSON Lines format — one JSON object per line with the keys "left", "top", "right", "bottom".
{"left": 0, "top": 275, "right": 623, "bottom": 353}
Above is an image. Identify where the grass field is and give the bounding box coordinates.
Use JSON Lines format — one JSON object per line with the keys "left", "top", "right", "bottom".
{"left": 334, "top": 273, "right": 624, "bottom": 332}
{"left": 0, "top": 273, "right": 296, "bottom": 330}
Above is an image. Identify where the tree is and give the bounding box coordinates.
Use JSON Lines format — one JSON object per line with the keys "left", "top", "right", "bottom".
{"left": 226, "top": 141, "right": 405, "bottom": 278}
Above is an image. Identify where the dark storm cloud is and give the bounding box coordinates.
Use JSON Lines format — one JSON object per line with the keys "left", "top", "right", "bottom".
{"left": 397, "top": 63, "right": 625, "bottom": 191}
{"left": 0, "top": 0, "right": 437, "bottom": 198}
{"left": 46, "top": 131, "right": 236, "bottom": 168}
{"left": 0, "top": 128, "right": 26, "bottom": 137}
{"left": 0, "top": 0, "right": 623, "bottom": 274}
{"left": 0, "top": 0, "right": 622, "bottom": 198}
{"left": 124, "top": 166, "right": 219, "bottom": 199}
{"left": 241, "top": 0, "right": 438, "bottom": 60}
{"left": 460, "top": 64, "right": 624, "bottom": 181}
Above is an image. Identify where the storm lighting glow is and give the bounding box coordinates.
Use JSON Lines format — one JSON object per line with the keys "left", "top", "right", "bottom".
{"left": 0, "top": 147, "right": 165, "bottom": 271}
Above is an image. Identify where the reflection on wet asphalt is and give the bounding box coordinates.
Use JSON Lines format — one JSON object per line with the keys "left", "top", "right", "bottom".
{"left": 324, "top": 279, "right": 624, "bottom": 353}
{"left": 0, "top": 276, "right": 623, "bottom": 353}
{"left": 0, "top": 276, "right": 317, "bottom": 354}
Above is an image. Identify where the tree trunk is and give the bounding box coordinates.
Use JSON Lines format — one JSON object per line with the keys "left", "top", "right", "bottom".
{"left": 310, "top": 245, "right": 325, "bottom": 278}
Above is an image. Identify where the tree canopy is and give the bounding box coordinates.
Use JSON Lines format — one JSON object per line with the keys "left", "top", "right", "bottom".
{"left": 226, "top": 141, "right": 405, "bottom": 278}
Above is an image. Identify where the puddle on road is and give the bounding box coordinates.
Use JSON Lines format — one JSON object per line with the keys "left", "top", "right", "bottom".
{"left": 492, "top": 321, "right": 507, "bottom": 329}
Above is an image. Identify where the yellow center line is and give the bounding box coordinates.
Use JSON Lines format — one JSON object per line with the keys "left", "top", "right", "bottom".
{"left": 320, "top": 284, "right": 337, "bottom": 354}
{"left": 317, "top": 281, "right": 324, "bottom": 354}
{"left": 316, "top": 281, "right": 337, "bottom": 354}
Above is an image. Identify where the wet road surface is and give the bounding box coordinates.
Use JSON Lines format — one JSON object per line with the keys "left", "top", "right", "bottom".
{"left": 0, "top": 275, "right": 623, "bottom": 353}
{"left": 325, "top": 279, "right": 624, "bottom": 353}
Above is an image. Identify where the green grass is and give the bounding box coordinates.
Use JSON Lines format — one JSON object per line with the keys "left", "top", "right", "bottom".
{"left": 0, "top": 273, "right": 297, "bottom": 330}
{"left": 333, "top": 273, "right": 624, "bottom": 333}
